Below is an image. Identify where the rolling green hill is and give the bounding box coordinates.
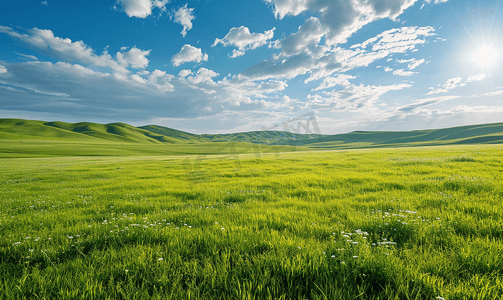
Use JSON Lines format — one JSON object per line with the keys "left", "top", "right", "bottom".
{"left": 138, "top": 125, "right": 208, "bottom": 143}
{"left": 276, "top": 122, "right": 503, "bottom": 149}
{"left": 140, "top": 122, "right": 503, "bottom": 148}
{"left": 1, "top": 118, "right": 503, "bottom": 157}
{"left": 0, "top": 119, "right": 185, "bottom": 144}
{"left": 201, "top": 130, "right": 322, "bottom": 144}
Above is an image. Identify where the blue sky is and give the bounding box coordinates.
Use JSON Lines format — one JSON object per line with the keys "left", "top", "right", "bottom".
{"left": 0, "top": 0, "right": 502, "bottom": 134}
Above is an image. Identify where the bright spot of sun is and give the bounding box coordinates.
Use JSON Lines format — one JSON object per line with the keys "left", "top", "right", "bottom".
{"left": 471, "top": 45, "right": 499, "bottom": 69}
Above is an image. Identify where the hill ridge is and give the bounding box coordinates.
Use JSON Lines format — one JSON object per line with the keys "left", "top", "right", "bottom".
{"left": 1, "top": 118, "right": 503, "bottom": 149}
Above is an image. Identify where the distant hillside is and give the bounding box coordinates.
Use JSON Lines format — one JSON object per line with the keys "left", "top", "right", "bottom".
{"left": 0, "top": 119, "right": 186, "bottom": 144}
{"left": 140, "top": 122, "right": 503, "bottom": 148}
{"left": 295, "top": 122, "right": 503, "bottom": 149}
{"left": 201, "top": 130, "right": 322, "bottom": 144}
{"left": 1, "top": 118, "right": 503, "bottom": 150}
{"left": 138, "top": 125, "right": 208, "bottom": 143}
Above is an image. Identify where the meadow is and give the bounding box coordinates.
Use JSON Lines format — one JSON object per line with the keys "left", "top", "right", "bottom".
{"left": 1, "top": 144, "right": 502, "bottom": 299}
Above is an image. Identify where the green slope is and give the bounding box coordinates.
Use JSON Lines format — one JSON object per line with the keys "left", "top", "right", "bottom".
{"left": 138, "top": 125, "right": 207, "bottom": 143}
{"left": 141, "top": 122, "right": 503, "bottom": 148}
{"left": 201, "top": 130, "right": 322, "bottom": 144}
{"left": 0, "top": 119, "right": 186, "bottom": 144}
{"left": 0, "top": 119, "right": 105, "bottom": 142}
{"left": 301, "top": 123, "right": 503, "bottom": 149}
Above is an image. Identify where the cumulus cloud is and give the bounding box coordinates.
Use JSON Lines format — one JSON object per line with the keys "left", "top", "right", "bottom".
{"left": 186, "top": 68, "right": 219, "bottom": 85}
{"left": 313, "top": 74, "right": 355, "bottom": 91}
{"left": 115, "top": 0, "right": 169, "bottom": 18}
{"left": 0, "top": 26, "right": 150, "bottom": 73}
{"left": 178, "top": 69, "right": 193, "bottom": 78}
{"left": 264, "top": 0, "right": 418, "bottom": 45}
{"left": 117, "top": 47, "right": 151, "bottom": 69}
{"left": 0, "top": 64, "right": 7, "bottom": 74}
{"left": 171, "top": 44, "right": 208, "bottom": 67}
{"left": 213, "top": 26, "right": 275, "bottom": 58}
{"left": 272, "top": 17, "right": 326, "bottom": 57}
{"left": 174, "top": 4, "right": 195, "bottom": 37}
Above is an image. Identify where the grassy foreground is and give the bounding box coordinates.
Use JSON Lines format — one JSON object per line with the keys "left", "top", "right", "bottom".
{"left": 1, "top": 145, "right": 502, "bottom": 299}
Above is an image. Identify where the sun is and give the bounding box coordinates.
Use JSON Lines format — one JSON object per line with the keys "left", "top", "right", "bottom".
{"left": 470, "top": 44, "right": 499, "bottom": 69}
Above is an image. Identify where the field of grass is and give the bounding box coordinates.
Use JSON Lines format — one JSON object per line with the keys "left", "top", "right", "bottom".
{"left": 1, "top": 144, "right": 502, "bottom": 299}
{"left": 0, "top": 140, "right": 303, "bottom": 158}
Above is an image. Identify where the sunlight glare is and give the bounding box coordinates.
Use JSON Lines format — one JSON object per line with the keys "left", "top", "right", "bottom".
{"left": 471, "top": 44, "right": 499, "bottom": 69}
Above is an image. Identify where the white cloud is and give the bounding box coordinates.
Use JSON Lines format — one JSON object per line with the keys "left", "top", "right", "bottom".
{"left": 313, "top": 74, "right": 355, "bottom": 91}
{"left": 0, "top": 60, "right": 289, "bottom": 121}
{"left": 0, "top": 65, "right": 7, "bottom": 74}
{"left": 174, "top": 4, "right": 195, "bottom": 37}
{"left": 424, "top": 0, "right": 449, "bottom": 4}
{"left": 243, "top": 26, "right": 435, "bottom": 83}
{"left": 308, "top": 83, "right": 411, "bottom": 111}
{"left": 187, "top": 68, "right": 219, "bottom": 85}
{"left": 153, "top": 0, "right": 169, "bottom": 10}
{"left": 213, "top": 26, "right": 275, "bottom": 57}
{"left": 131, "top": 74, "right": 147, "bottom": 84}
{"left": 41, "top": 1, "right": 48, "bottom": 6}
{"left": 264, "top": 0, "right": 418, "bottom": 45}
{"left": 427, "top": 77, "right": 462, "bottom": 95}
{"left": 466, "top": 73, "right": 486, "bottom": 82}
{"left": 115, "top": 0, "right": 169, "bottom": 18}
{"left": 484, "top": 90, "right": 503, "bottom": 97}
{"left": 16, "top": 52, "right": 38, "bottom": 61}
{"left": 116, "top": 0, "right": 153, "bottom": 18}
{"left": 116, "top": 47, "right": 151, "bottom": 69}
{"left": 441, "top": 77, "right": 461, "bottom": 89}
{"left": 363, "top": 27, "right": 435, "bottom": 53}
{"left": 178, "top": 69, "right": 193, "bottom": 78}
{"left": 394, "top": 95, "right": 459, "bottom": 114}
{"left": 230, "top": 50, "right": 245, "bottom": 58}
{"left": 272, "top": 17, "right": 326, "bottom": 57}
{"left": 398, "top": 58, "right": 425, "bottom": 69}
{"left": 171, "top": 44, "right": 208, "bottom": 67}
{"left": 136, "top": 70, "right": 150, "bottom": 76}
{"left": 0, "top": 26, "right": 151, "bottom": 73}
{"left": 384, "top": 67, "right": 393, "bottom": 72}
{"left": 393, "top": 69, "right": 416, "bottom": 76}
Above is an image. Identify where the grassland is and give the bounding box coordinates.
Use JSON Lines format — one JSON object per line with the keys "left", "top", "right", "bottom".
{"left": 0, "top": 140, "right": 301, "bottom": 158}
{"left": 1, "top": 144, "right": 502, "bottom": 299}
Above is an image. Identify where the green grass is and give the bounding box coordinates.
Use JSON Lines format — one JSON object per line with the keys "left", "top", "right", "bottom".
{"left": 0, "top": 140, "right": 303, "bottom": 158}
{"left": 1, "top": 145, "right": 502, "bottom": 299}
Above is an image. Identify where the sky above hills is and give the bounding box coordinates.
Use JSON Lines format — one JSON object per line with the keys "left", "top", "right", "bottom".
{"left": 0, "top": 0, "right": 502, "bottom": 134}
